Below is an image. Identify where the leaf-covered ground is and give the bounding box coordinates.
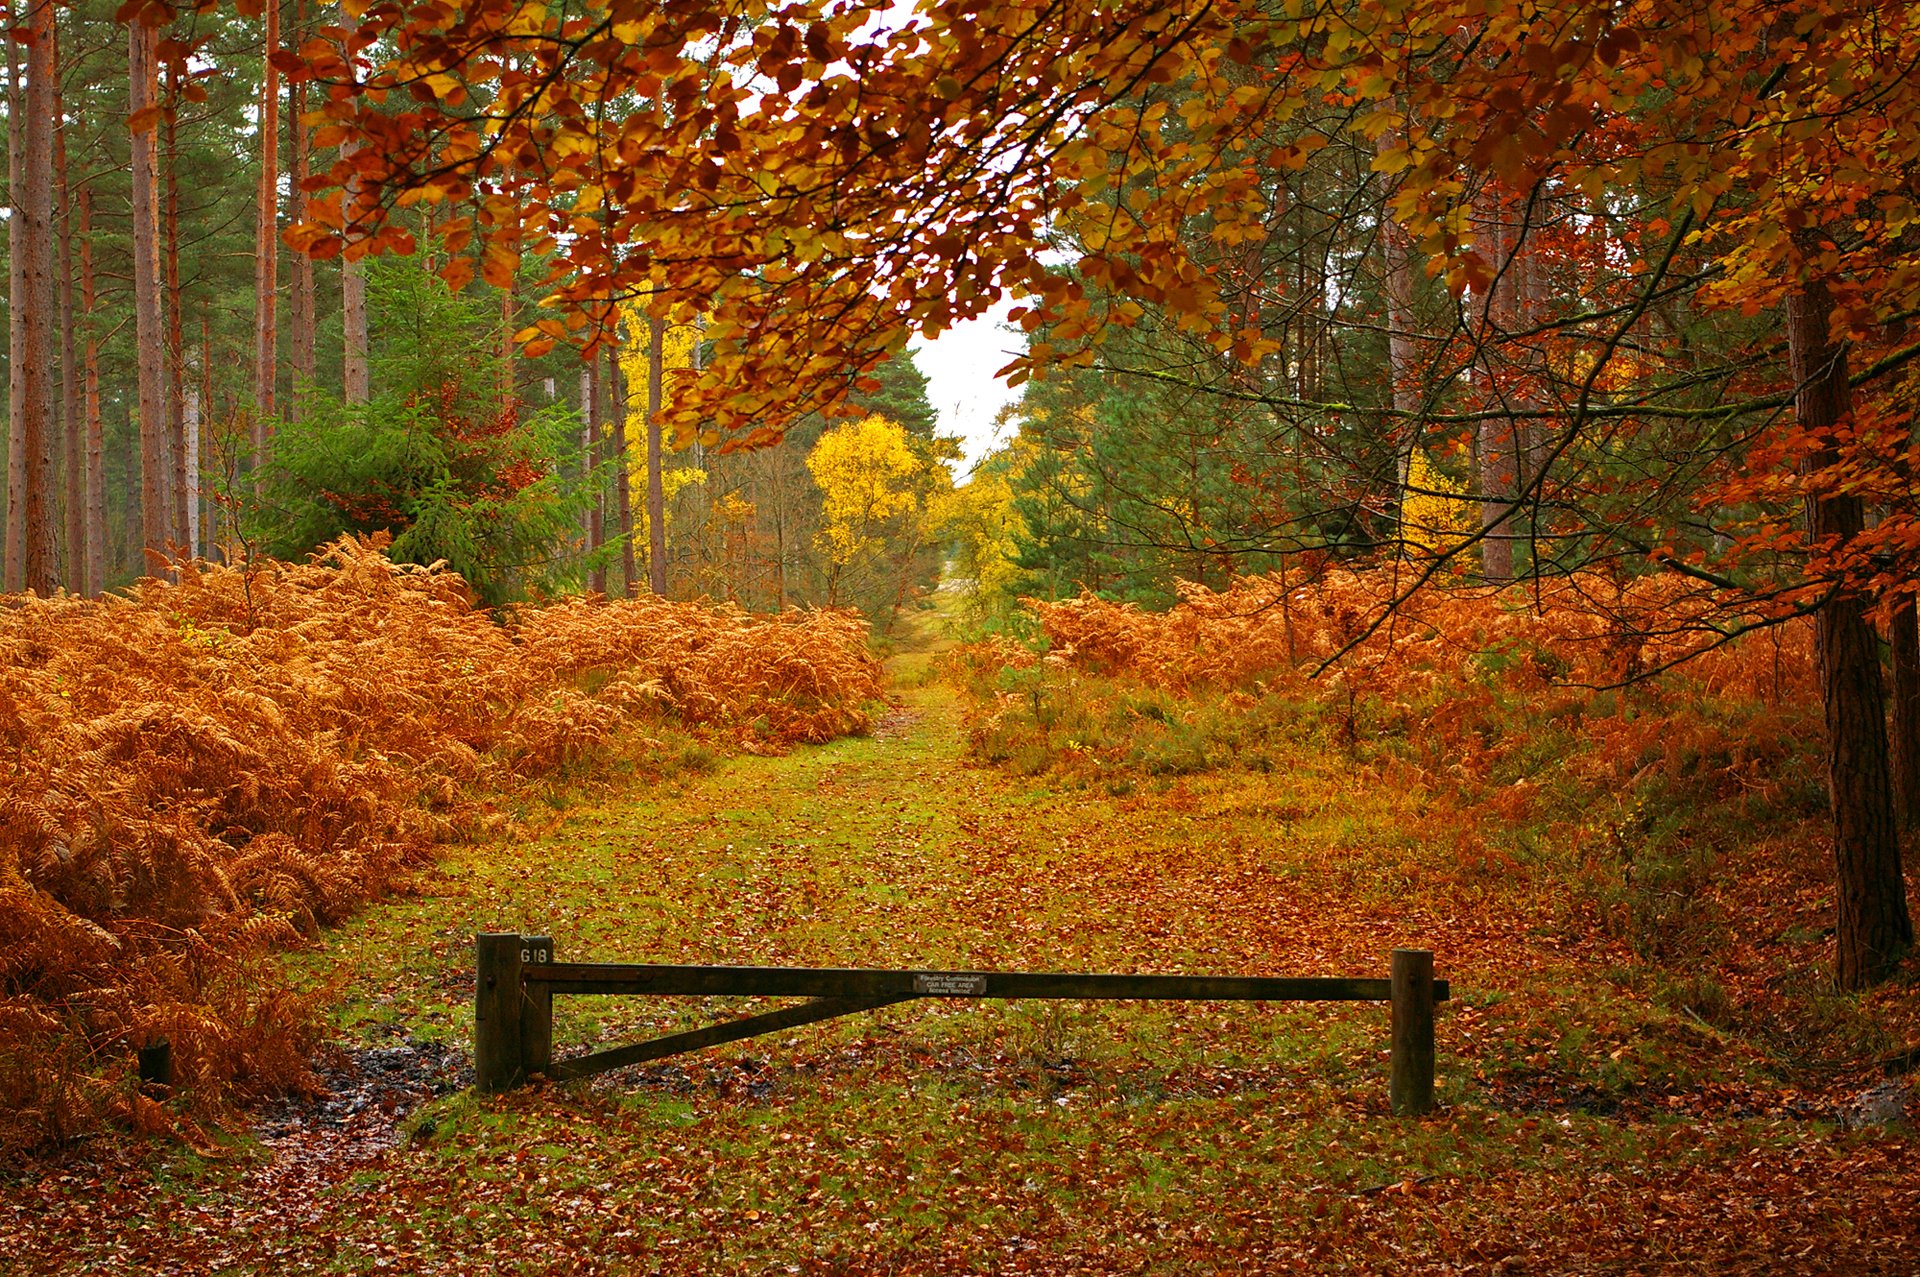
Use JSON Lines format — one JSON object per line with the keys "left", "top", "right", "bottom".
{"left": 4, "top": 642, "right": 1917, "bottom": 1274}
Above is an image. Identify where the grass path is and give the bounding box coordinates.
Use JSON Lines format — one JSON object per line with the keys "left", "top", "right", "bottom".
{"left": 6, "top": 642, "right": 1917, "bottom": 1273}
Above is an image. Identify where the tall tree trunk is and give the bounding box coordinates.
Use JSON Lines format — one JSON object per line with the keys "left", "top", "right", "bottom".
{"left": 1475, "top": 187, "right": 1519, "bottom": 583}
{"left": 609, "top": 343, "right": 637, "bottom": 597}
{"left": 183, "top": 386, "right": 201, "bottom": 557}
{"left": 81, "top": 185, "right": 103, "bottom": 593}
{"left": 585, "top": 364, "right": 605, "bottom": 594}
{"left": 6, "top": 0, "right": 61, "bottom": 593}
{"left": 130, "top": 21, "right": 171, "bottom": 567}
{"left": 1381, "top": 207, "right": 1421, "bottom": 480}
{"left": 1887, "top": 313, "right": 1920, "bottom": 831}
{"left": 341, "top": 252, "right": 370, "bottom": 401}
{"left": 576, "top": 366, "right": 593, "bottom": 556}
{"left": 6, "top": 27, "right": 22, "bottom": 591}
{"left": 340, "top": 139, "right": 370, "bottom": 404}
{"left": 1789, "top": 274, "right": 1914, "bottom": 990}
{"left": 253, "top": 0, "right": 282, "bottom": 474}
{"left": 500, "top": 290, "right": 516, "bottom": 417}
{"left": 646, "top": 316, "right": 667, "bottom": 596}
{"left": 1889, "top": 595, "right": 1920, "bottom": 830}
{"left": 56, "top": 37, "right": 82, "bottom": 593}
{"left": 286, "top": 0, "right": 316, "bottom": 411}
{"left": 201, "top": 310, "right": 224, "bottom": 559}
{"left": 165, "top": 60, "right": 189, "bottom": 544}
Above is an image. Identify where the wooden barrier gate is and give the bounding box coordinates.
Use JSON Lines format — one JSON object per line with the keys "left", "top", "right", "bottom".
{"left": 473, "top": 934, "right": 1449, "bottom": 1115}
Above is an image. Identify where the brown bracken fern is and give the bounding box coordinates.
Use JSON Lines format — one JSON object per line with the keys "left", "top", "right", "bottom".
{"left": 0, "top": 537, "right": 884, "bottom": 1153}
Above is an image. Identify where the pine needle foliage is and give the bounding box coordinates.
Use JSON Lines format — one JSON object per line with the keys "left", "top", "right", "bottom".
{"left": 0, "top": 537, "right": 883, "bottom": 1152}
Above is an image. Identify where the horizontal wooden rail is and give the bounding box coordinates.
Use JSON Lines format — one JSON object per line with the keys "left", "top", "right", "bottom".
{"left": 521, "top": 961, "right": 1448, "bottom": 1004}
{"left": 476, "top": 934, "right": 1448, "bottom": 1115}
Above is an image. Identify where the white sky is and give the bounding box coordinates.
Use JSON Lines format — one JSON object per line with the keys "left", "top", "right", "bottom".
{"left": 908, "top": 297, "right": 1023, "bottom": 477}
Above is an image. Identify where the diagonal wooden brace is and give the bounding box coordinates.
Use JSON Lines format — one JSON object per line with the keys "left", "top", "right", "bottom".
{"left": 549, "top": 994, "right": 916, "bottom": 1082}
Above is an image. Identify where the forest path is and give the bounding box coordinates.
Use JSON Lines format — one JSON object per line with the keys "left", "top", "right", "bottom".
{"left": 12, "top": 621, "right": 1915, "bottom": 1273}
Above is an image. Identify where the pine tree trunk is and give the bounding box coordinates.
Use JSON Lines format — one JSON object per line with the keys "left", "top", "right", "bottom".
{"left": 1889, "top": 313, "right": 1920, "bottom": 830}
{"left": 1891, "top": 595, "right": 1920, "bottom": 830}
{"left": 341, "top": 253, "right": 369, "bottom": 401}
{"left": 201, "top": 311, "right": 221, "bottom": 558}
{"left": 56, "top": 35, "right": 83, "bottom": 594}
{"left": 253, "top": 0, "right": 281, "bottom": 476}
{"left": 6, "top": 32, "right": 23, "bottom": 592}
{"left": 6, "top": 0, "right": 61, "bottom": 594}
{"left": 577, "top": 367, "right": 593, "bottom": 566}
{"left": 646, "top": 316, "right": 667, "bottom": 597}
{"left": 1789, "top": 274, "right": 1914, "bottom": 989}
{"left": 286, "top": 0, "right": 316, "bottom": 409}
{"left": 338, "top": 97, "right": 371, "bottom": 403}
{"left": 130, "top": 22, "right": 171, "bottom": 568}
{"left": 340, "top": 136, "right": 370, "bottom": 405}
{"left": 610, "top": 344, "right": 637, "bottom": 597}
{"left": 1476, "top": 188, "right": 1518, "bottom": 583}
{"left": 500, "top": 291, "right": 516, "bottom": 417}
{"left": 80, "top": 184, "right": 103, "bottom": 593}
{"left": 1381, "top": 205, "right": 1420, "bottom": 486}
{"left": 165, "top": 60, "right": 188, "bottom": 545}
{"left": 586, "top": 364, "right": 605, "bottom": 594}
{"left": 184, "top": 386, "right": 201, "bottom": 557}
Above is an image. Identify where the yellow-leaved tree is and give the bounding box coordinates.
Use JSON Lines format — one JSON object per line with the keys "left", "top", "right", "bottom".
{"left": 932, "top": 439, "right": 1027, "bottom": 617}
{"left": 807, "top": 414, "right": 950, "bottom": 619}
{"left": 618, "top": 305, "right": 705, "bottom": 593}
{"left": 1401, "top": 450, "right": 1475, "bottom": 572}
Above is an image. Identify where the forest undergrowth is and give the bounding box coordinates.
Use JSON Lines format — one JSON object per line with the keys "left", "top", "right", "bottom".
{"left": 0, "top": 536, "right": 884, "bottom": 1154}
{"left": 3, "top": 573, "right": 1917, "bottom": 1273}
{"left": 949, "top": 568, "right": 1920, "bottom": 1107}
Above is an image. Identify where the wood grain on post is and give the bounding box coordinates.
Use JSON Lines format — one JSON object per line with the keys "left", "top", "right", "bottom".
{"left": 520, "top": 934, "right": 554, "bottom": 1079}
{"left": 474, "top": 932, "right": 525, "bottom": 1094}
{"left": 1390, "top": 948, "right": 1436, "bottom": 1117}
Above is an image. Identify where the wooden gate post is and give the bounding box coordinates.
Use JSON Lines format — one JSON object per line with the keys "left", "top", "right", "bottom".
{"left": 521, "top": 934, "right": 554, "bottom": 1079}
{"left": 1389, "top": 948, "right": 1436, "bottom": 1116}
{"left": 475, "top": 932, "right": 525, "bottom": 1094}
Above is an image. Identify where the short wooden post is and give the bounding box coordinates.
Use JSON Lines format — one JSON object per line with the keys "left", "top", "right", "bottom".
{"left": 520, "top": 934, "right": 554, "bottom": 1079}
{"left": 137, "top": 1038, "right": 173, "bottom": 1092}
{"left": 1390, "top": 948, "right": 1436, "bottom": 1116}
{"left": 475, "top": 932, "right": 525, "bottom": 1094}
